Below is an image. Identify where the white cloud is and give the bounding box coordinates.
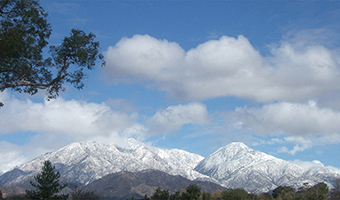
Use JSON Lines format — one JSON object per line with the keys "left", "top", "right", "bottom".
{"left": 104, "top": 33, "right": 340, "bottom": 102}
{"left": 264, "top": 133, "right": 340, "bottom": 155}
{"left": 289, "top": 159, "right": 325, "bottom": 169}
{"left": 289, "top": 159, "right": 340, "bottom": 172}
{"left": 269, "top": 136, "right": 313, "bottom": 155}
{"left": 106, "top": 98, "right": 136, "bottom": 113}
{"left": 0, "top": 91, "right": 135, "bottom": 137}
{"left": 104, "top": 34, "right": 185, "bottom": 83}
{"left": 147, "top": 102, "right": 209, "bottom": 134}
{"left": 230, "top": 101, "right": 340, "bottom": 136}
{"left": 0, "top": 142, "right": 27, "bottom": 174}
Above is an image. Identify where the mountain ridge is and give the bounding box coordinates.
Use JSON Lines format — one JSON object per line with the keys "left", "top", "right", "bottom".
{"left": 1, "top": 140, "right": 339, "bottom": 193}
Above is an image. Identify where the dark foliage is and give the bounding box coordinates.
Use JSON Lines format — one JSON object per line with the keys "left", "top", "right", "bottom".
{"left": 272, "top": 186, "right": 295, "bottom": 200}
{"left": 150, "top": 187, "right": 170, "bottom": 200}
{"left": 181, "top": 184, "right": 202, "bottom": 200}
{"left": 330, "top": 178, "right": 340, "bottom": 200}
{"left": 221, "top": 188, "right": 250, "bottom": 200}
{"left": 70, "top": 187, "right": 99, "bottom": 200}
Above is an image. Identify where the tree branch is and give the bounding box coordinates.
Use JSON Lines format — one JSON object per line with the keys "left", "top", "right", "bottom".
{"left": 0, "top": 67, "right": 68, "bottom": 91}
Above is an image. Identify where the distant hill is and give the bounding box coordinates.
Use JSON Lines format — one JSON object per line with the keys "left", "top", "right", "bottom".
{"left": 80, "top": 169, "right": 227, "bottom": 200}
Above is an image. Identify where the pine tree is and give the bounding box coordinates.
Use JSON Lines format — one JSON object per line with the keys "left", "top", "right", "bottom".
{"left": 25, "top": 160, "right": 68, "bottom": 200}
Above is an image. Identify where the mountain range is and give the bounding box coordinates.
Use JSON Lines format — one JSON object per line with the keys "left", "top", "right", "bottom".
{"left": 1, "top": 139, "right": 340, "bottom": 196}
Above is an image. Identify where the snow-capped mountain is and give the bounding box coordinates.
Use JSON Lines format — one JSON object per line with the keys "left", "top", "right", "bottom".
{"left": 1, "top": 140, "right": 339, "bottom": 193}
{"left": 1, "top": 139, "right": 207, "bottom": 186}
{"left": 194, "top": 142, "right": 340, "bottom": 192}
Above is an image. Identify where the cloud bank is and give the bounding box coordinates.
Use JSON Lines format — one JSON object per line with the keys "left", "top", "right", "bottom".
{"left": 104, "top": 34, "right": 340, "bottom": 102}
{"left": 230, "top": 101, "right": 340, "bottom": 136}
{"left": 0, "top": 91, "right": 136, "bottom": 137}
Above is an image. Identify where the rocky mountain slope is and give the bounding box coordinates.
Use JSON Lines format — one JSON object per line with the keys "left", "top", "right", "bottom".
{"left": 1, "top": 140, "right": 339, "bottom": 193}
{"left": 80, "top": 169, "right": 227, "bottom": 200}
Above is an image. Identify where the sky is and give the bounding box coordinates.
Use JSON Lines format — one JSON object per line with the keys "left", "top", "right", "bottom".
{"left": 1, "top": 0, "right": 340, "bottom": 174}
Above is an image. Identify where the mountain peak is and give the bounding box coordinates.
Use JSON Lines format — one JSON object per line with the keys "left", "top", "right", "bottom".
{"left": 224, "top": 142, "right": 249, "bottom": 150}
{"left": 209, "top": 142, "right": 255, "bottom": 162}
{"left": 227, "top": 141, "right": 247, "bottom": 146}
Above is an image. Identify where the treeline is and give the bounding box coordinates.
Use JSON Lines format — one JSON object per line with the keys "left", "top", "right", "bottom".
{"left": 1, "top": 161, "right": 340, "bottom": 200}
{"left": 141, "top": 181, "right": 340, "bottom": 200}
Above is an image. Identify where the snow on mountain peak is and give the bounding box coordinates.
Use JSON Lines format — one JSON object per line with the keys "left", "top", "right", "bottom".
{"left": 199, "top": 142, "right": 262, "bottom": 167}
{"left": 11, "top": 140, "right": 206, "bottom": 185}
{"left": 2, "top": 140, "right": 340, "bottom": 193}
{"left": 194, "top": 142, "right": 313, "bottom": 192}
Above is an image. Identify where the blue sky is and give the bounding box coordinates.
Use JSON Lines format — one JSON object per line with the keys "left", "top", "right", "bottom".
{"left": 1, "top": 0, "right": 340, "bottom": 173}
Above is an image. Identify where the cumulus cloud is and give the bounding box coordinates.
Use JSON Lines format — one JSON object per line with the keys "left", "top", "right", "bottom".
{"left": 147, "top": 102, "right": 209, "bottom": 133}
{"left": 229, "top": 101, "right": 340, "bottom": 136}
{"left": 104, "top": 34, "right": 185, "bottom": 83}
{"left": 104, "top": 34, "right": 340, "bottom": 102}
{"left": 0, "top": 91, "right": 136, "bottom": 137}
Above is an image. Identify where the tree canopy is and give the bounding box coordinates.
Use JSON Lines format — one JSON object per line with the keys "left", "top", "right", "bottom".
{"left": 221, "top": 188, "right": 250, "bottom": 200}
{"left": 150, "top": 187, "right": 170, "bottom": 200}
{"left": 0, "top": 0, "right": 104, "bottom": 107}
{"left": 330, "top": 178, "right": 340, "bottom": 200}
{"left": 272, "top": 186, "right": 295, "bottom": 200}
{"left": 181, "top": 184, "right": 202, "bottom": 200}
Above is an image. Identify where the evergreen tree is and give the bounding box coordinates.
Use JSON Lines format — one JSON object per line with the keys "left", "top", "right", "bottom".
{"left": 25, "top": 160, "right": 68, "bottom": 200}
